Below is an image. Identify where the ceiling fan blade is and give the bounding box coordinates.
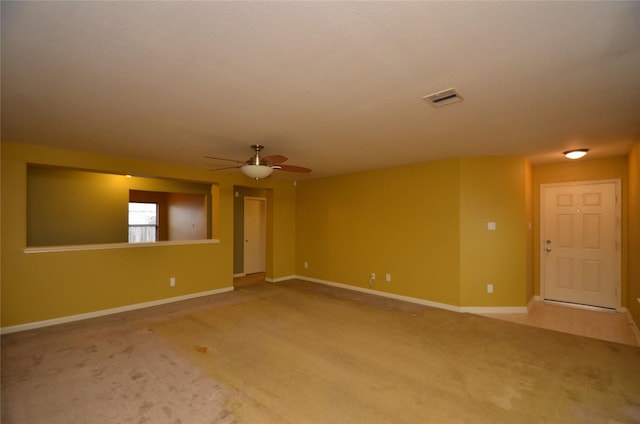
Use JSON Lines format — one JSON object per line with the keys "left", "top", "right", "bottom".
{"left": 262, "top": 155, "right": 288, "bottom": 164}
{"left": 275, "top": 164, "right": 312, "bottom": 173}
{"left": 209, "top": 165, "right": 242, "bottom": 171}
{"left": 204, "top": 155, "right": 244, "bottom": 164}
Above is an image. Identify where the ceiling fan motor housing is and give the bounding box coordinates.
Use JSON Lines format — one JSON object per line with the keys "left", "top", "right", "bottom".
{"left": 247, "top": 144, "right": 270, "bottom": 166}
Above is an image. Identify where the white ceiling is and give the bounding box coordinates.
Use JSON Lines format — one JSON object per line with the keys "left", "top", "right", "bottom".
{"left": 2, "top": 1, "right": 640, "bottom": 180}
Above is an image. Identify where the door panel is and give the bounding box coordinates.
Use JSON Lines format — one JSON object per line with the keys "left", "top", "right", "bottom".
{"left": 243, "top": 198, "right": 266, "bottom": 274}
{"left": 541, "top": 181, "right": 619, "bottom": 309}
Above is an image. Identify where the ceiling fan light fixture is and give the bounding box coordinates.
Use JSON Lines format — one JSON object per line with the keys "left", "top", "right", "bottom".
{"left": 241, "top": 164, "right": 273, "bottom": 179}
{"left": 563, "top": 149, "right": 589, "bottom": 159}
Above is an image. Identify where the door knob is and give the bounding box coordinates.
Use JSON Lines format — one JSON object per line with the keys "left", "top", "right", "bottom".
{"left": 545, "top": 247, "right": 552, "bottom": 252}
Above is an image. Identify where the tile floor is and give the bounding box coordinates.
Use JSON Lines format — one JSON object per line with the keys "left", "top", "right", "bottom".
{"left": 481, "top": 300, "right": 640, "bottom": 347}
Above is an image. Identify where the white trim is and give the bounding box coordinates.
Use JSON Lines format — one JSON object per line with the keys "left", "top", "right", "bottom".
{"left": 24, "top": 238, "right": 220, "bottom": 254}
{"left": 1, "top": 286, "right": 234, "bottom": 335}
{"left": 266, "top": 275, "right": 296, "bottom": 283}
{"left": 295, "top": 276, "right": 526, "bottom": 314}
{"left": 234, "top": 273, "right": 246, "bottom": 278}
{"left": 460, "top": 306, "right": 528, "bottom": 314}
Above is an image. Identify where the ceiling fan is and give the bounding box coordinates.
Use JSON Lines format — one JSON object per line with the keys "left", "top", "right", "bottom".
{"left": 206, "top": 144, "right": 311, "bottom": 180}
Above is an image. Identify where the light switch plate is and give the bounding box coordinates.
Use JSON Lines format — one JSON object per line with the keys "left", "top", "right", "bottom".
{"left": 488, "top": 222, "right": 496, "bottom": 231}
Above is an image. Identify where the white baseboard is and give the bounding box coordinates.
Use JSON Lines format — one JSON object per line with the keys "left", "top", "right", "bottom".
{"left": 1, "top": 286, "right": 234, "bottom": 335}
{"left": 266, "top": 275, "right": 297, "bottom": 283}
{"left": 233, "top": 273, "right": 246, "bottom": 278}
{"left": 461, "top": 305, "right": 528, "bottom": 314}
{"left": 294, "top": 276, "right": 527, "bottom": 314}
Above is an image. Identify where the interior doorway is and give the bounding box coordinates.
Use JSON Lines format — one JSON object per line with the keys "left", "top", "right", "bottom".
{"left": 243, "top": 196, "right": 266, "bottom": 275}
{"left": 540, "top": 180, "right": 621, "bottom": 309}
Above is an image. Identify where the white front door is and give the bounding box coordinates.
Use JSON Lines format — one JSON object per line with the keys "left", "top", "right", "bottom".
{"left": 243, "top": 197, "right": 266, "bottom": 274}
{"left": 541, "top": 180, "right": 620, "bottom": 309}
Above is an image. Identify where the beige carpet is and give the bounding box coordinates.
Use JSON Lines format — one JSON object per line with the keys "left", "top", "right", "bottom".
{"left": 2, "top": 280, "right": 640, "bottom": 423}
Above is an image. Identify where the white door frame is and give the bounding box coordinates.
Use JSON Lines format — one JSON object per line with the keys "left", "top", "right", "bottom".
{"left": 243, "top": 196, "right": 266, "bottom": 275}
{"left": 540, "top": 179, "right": 621, "bottom": 309}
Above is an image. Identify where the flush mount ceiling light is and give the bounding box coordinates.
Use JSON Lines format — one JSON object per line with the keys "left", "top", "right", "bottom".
{"left": 422, "top": 87, "right": 464, "bottom": 108}
{"left": 563, "top": 149, "right": 589, "bottom": 159}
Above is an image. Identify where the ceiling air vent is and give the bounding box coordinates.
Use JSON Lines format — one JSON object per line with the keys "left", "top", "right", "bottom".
{"left": 422, "top": 88, "right": 464, "bottom": 108}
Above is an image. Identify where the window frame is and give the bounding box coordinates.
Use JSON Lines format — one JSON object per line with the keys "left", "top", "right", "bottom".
{"left": 128, "top": 201, "right": 160, "bottom": 243}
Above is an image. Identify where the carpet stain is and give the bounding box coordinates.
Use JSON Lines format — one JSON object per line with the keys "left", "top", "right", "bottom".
{"left": 138, "top": 400, "right": 153, "bottom": 415}
{"left": 84, "top": 344, "right": 98, "bottom": 354}
{"left": 162, "top": 406, "right": 172, "bottom": 418}
{"left": 194, "top": 345, "right": 208, "bottom": 354}
{"left": 129, "top": 370, "right": 146, "bottom": 381}
{"left": 90, "top": 366, "right": 106, "bottom": 378}
{"left": 109, "top": 344, "right": 134, "bottom": 359}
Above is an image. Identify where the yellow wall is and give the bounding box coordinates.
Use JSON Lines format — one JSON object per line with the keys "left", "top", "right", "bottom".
{"left": 525, "top": 160, "right": 534, "bottom": 302}
{"left": 532, "top": 156, "right": 628, "bottom": 304}
{"left": 27, "top": 166, "right": 129, "bottom": 246}
{"left": 1, "top": 142, "right": 297, "bottom": 327}
{"left": 296, "top": 157, "right": 531, "bottom": 308}
{"left": 271, "top": 182, "right": 297, "bottom": 279}
{"left": 459, "top": 157, "right": 530, "bottom": 307}
{"left": 297, "top": 159, "right": 462, "bottom": 305}
{"left": 628, "top": 141, "right": 640, "bottom": 326}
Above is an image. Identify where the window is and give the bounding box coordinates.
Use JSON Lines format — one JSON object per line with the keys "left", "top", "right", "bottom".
{"left": 128, "top": 202, "right": 158, "bottom": 243}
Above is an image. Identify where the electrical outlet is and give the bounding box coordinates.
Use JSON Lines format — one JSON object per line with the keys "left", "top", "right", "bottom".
{"left": 370, "top": 273, "right": 376, "bottom": 279}
{"left": 304, "top": 261, "right": 309, "bottom": 269}
{"left": 170, "top": 277, "right": 176, "bottom": 287}
{"left": 487, "top": 283, "right": 493, "bottom": 293}
{"left": 386, "top": 274, "right": 391, "bottom": 282}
